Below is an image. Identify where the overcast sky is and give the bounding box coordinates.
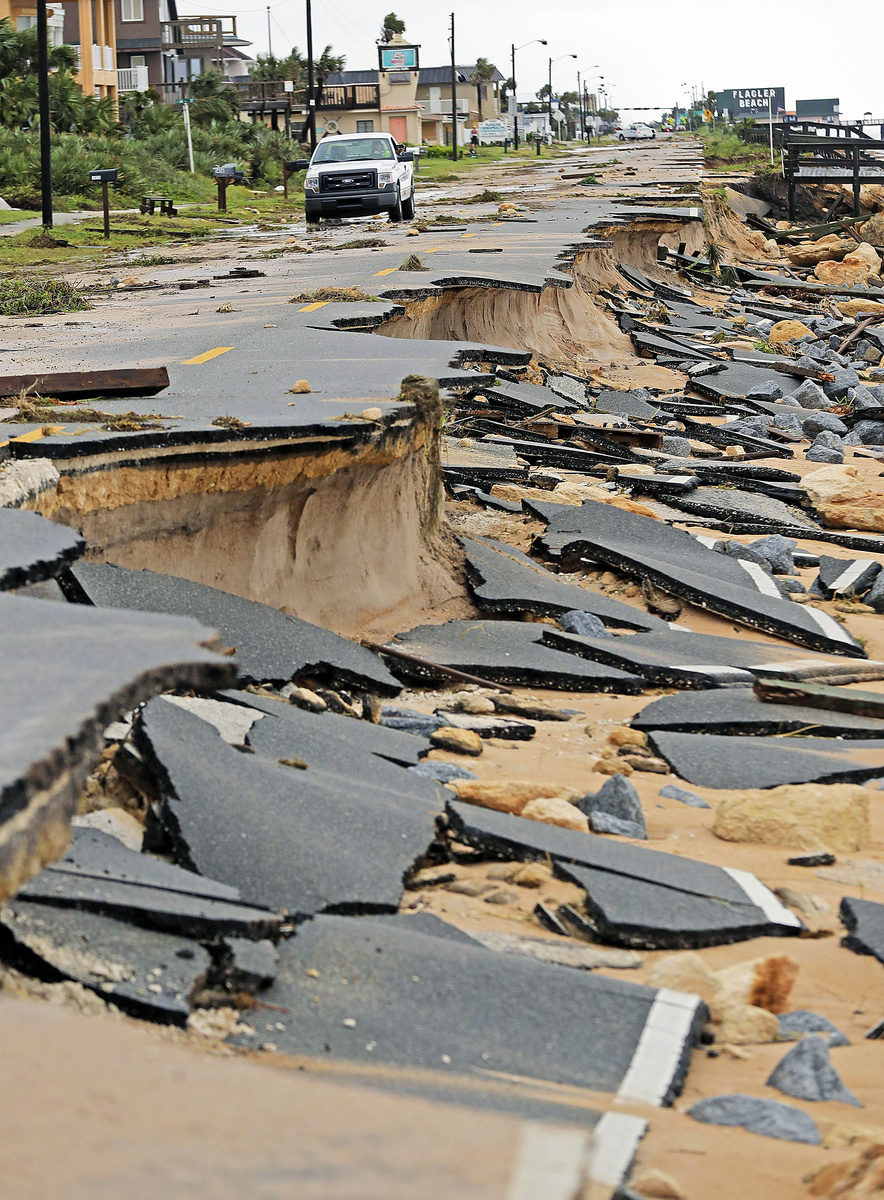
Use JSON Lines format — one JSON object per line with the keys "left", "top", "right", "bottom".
{"left": 188, "top": 0, "right": 882, "bottom": 121}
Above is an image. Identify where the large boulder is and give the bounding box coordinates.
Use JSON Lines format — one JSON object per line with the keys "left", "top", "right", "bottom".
{"left": 791, "top": 379, "right": 832, "bottom": 410}
{"left": 814, "top": 256, "right": 874, "bottom": 287}
{"left": 712, "top": 783, "right": 871, "bottom": 853}
{"left": 848, "top": 241, "right": 883, "bottom": 275}
{"left": 861, "top": 211, "right": 884, "bottom": 247}
{"left": 785, "top": 236, "right": 854, "bottom": 268}
{"left": 804, "top": 463, "right": 884, "bottom": 531}
{"left": 768, "top": 319, "right": 812, "bottom": 350}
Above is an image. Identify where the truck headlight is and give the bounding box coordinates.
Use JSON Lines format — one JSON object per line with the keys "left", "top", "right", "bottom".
{"left": 305, "top": 173, "right": 319, "bottom": 191}
{"left": 377, "top": 170, "right": 394, "bottom": 186}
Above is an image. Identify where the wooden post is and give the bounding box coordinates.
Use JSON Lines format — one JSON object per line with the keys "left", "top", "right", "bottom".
{"left": 283, "top": 160, "right": 289, "bottom": 199}
{"left": 217, "top": 178, "right": 228, "bottom": 211}
{"left": 102, "top": 179, "right": 110, "bottom": 238}
{"left": 853, "top": 144, "right": 862, "bottom": 217}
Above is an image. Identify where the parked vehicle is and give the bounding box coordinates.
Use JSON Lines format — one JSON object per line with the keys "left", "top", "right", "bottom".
{"left": 295, "top": 133, "right": 416, "bottom": 224}
{"left": 618, "top": 123, "right": 656, "bottom": 141}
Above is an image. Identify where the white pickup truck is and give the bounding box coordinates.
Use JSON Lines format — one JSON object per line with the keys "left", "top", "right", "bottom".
{"left": 294, "top": 132, "right": 416, "bottom": 225}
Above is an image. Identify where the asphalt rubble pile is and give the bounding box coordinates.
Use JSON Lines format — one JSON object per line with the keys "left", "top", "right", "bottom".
{"left": 2, "top": 163, "right": 884, "bottom": 1198}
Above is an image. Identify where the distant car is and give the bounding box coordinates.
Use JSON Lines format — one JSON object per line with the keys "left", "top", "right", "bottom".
{"left": 618, "top": 123, "right": 656, "bottom": 140}
{"left": 295, "top": 132, "right": 416, "bottom": 225}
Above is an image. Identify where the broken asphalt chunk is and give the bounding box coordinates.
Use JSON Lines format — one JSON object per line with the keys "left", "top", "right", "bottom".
{"left": 446, "top": 801, "right": 800, "bottom": 949}
{"left": 0, "top": 509, "right": 84, "bottom": 590}
{"left": 61, "top": 562, "right": 400, "bottom": 694}
{"left": 633, "top": 687, "right": 884, "bottom": 739}
{"left": 385, "top": 620, "right": 645, "bottom": 692}
{"left": 840, "top": 896, "right": 884, "bottom": 967}
{"left": 778, "top": 1010, "right": 850, "bottom": 1047}
{"left": 135, "top": 699, "right": 441, "bottom": 917}
{"left": 0, "top": 899, "right": 211, "bottom": 1023}
{"left": 0, "top": 594, "right": 234, "bottom": 904}
{"left": 532, "top": 499, "right": 864, "bottom": 656}
{"left": 766, "top": 1035, "right": 861, "bottom": 1106}
{"left": 230, "top": 913, "right": 705, "bottom": 1105}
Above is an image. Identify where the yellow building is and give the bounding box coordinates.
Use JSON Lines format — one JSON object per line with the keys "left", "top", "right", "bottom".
{"left": 0, "top": 0, "right": 117, "bottom": 100}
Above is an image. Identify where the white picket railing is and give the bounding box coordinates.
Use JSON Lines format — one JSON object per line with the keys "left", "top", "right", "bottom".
{"left": 117, "top": 65, "right": 150, "bottom": 92}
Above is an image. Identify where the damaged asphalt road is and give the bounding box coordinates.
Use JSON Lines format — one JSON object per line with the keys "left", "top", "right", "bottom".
{"left": 3, "top": 136, "right": 884, "bottom": 1198}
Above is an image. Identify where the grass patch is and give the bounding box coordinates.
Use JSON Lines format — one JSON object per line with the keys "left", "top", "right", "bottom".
{"left": 465, "top": 189, "right": 502, "bottom": 204}
{"left": 331, "top": 238, "right": 388, "bottom": 251}
{"left": 399, "top": 253, "right": 427, "bottom": 272}
{"left": 288, "top": 286, "right": 377, "bottom": 302}
{"left": 579, "top": 175, "right": 601, "bottom": 185}
{"left": 128, "top": 253, "right": 177, "bottom": 266}
{"left": 0, "top": 275, "right": 88, "bottom": 316}
{"left": 5, "top": 396, "right": 165, "bottom": 429}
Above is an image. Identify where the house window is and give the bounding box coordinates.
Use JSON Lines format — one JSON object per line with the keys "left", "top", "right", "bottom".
{"left": 131, "top": 55, "right": 146, "bottom": 67}
{"left": 121, "top": 0, "right": 144, "bottom": 22}
{"left": 356, "top": 119, "right": 374, "bottom": 133}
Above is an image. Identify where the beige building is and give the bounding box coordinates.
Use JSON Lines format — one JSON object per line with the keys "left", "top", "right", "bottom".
{"left": 0, "top": 0, "right": 117, "bottom": 99}
{"left": 321, "top": 37, "right": 504, "bottom": 146}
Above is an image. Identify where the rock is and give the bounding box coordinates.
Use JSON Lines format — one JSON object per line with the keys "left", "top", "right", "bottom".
{"left": 767, "top": 1034, "right": 862, "bottom": 1106}
{"left": 763, "top": 239, "right": 782, "bottom": 259}
{"left": 558, "top": 610, "right": 611, "bottom": 638}
{"left": 579, "top": 773, "right": 645, "bottom": 829}
{"left": 661, "top": 435, "right": 692, "bottom": 456}
{"left": 380, "top": 708, "right": 443, "bottom": 736}
{"left": 715, "top": 954, "right": 799, "bottom": 1016}
{"left": 450, "top": 779, "right": 579, "bottom": 814}
{"left": 784, "top": 238, "right": 853, "bottom": 269}
{"left": 862, "top": 212, "right": 884, "bottom": 247}
{"left": 850, "top": 242, "right": 883, "bottom": 275}
{"left": 819, "top": 1123, "right": 884, "bottom": 1151}
{"left": 716, "top": 1003, "right": 782, "bottom": 1045}
{"left": 792, "top": 379, "right": 832, "bottom": 410}
{"left": 593, "top": 758, "right": 634, "bottom": 777}
{"left": 446, "top": 879, "right": 492, "bottom": 897}
{"left": 287, "top": 686, "right": 327, "bottom": 712}
{"left": 289, "top": 380, "right": 312, "bottom": 394}
{"left": 608, "top": 727, "right": 647, "bottom": 748}
{"left": 647, "top": 951, "right": 721, "bottom": 1005}
{"left": 716, "top": 539, "right": 775, "bottom": 570}
{"left": 807, "top": 442, "right": 844, "bottom": 464}
{"left": 407, "top": 760, "right": 477, "bottom": 783}
{"left": 814, "top": 429, "right": 846, "bottom": 450}
{"left": 713, "top": 783, "right": 870, "bottom": 853}
{"left": 589, "top": 811, "right": 647, "bottom": 839}
{"left": 853, "top": 419, "right": 884, "bottom": 445}
{"left": 806, "top": 1143, "right": 884, "bottom": 1198}
{"left": 747, "top": 380, "right": 783, "bottom": 401}
{"left": 773, "top": 886, "right": 829, "bottom": 917}
{"left": 803, "top": 412, "right": 849, "bottom": 438}
{"left": 492, "top": 694, "right": 572, "bottom": 722}
{"left": 511, "top": 862, "right": 552, "bottom": 888}
{"left": 521, "top": 796, "right": 590, "bottom": 832}
{"left": 748, "top": 534, "right": 797, "bottom": 574}
{"left": 838, "top": 296, "right": 884, "bottom": 317}
{"left": 623, "top": 755, "right": 670, "bottom": 773}
{"left": 824, "top": 367, "right": 861, "bottom": 400}
{"left": 778, "top": 1010, "right": 850, "bottom": 1047}
{"left": 452, "top": 694, "right": 496, "bottom": 715}
{"left": 815, "top": 257, "right": 874, "bottom": 287}
{"left": 804, "top": 464, "right": 884, "bottom": 532}
{"left": 360, "top": 406, "right": 382, "bottom": 421}
{"left": 631, "top": 1168, "right": 686, "bottom": 1200}
{"left": 866, "top": 572, "right": 884, "bottom": 613}
{"left": 689, "top": 1094, "right": 821, "bottom": 1144}
{"left": 788, "top": 851, "right": 836, "bottom": 867}
{"left": 484, "top": 889, "right": 518, "bottom": 905}
{"left": 429, "top": 727, "right": 483, "bottom": 756}
{"left": 659, "top": 784, "right": 710, "bottom": 808}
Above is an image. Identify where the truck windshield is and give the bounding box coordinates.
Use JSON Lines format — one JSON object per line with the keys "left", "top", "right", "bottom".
{"left": 312, "top": 138, "right": 394, "bottom": 164}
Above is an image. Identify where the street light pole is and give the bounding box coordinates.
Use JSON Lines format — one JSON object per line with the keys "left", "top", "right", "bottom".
{"left": 37, "top": 0, "right": 52, "bottom": 228}
{"left": 449, "top": 12, "right": 457, "bottom": 163}
{"left": 511, "top": 38, "right": 546, "bottom": 152}
{"left": 305, "top": 0, "right": 316, "bottom": 150}
{"left": 548, "top": 53, "right": 576, "bottom": 141}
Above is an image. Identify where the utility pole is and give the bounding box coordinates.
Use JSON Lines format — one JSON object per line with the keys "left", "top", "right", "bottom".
{"left": 267, "top": 5, "right": 272, "bottom": 56}
{"left": 305, "top": 0, "right": 316, "bottom": 149}
{"left": 511, "top": 43, "right": 518, "bottom": 150}
{"left": 449, "top": 13, "right": 457, "bottom": 162}
{"left": 37, "top": 0, "right": 52, "bottom": 228}
{"left": 577, "top": 70, "right": 582, "bottom": 139}
{"left": 547, "top": 57, "right": 552, "bottom": 133}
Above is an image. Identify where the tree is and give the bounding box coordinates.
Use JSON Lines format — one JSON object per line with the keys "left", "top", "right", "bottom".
{"left": 535, "top": 83, "right": 551, "bottom": 103}
{"left": 251, "top": 48, "right": 306, "bottom": 84}
{"left": 188, "top": 69, "right": 239, "bottom": 125}
{"left": 471, "top": 57, "right": 497, "bottom": 121}
{"left": 314, "top": 45, "right": 345, "bottom": 106}
{"left": 381, "top": 12, "right": 405, "bottom": 41}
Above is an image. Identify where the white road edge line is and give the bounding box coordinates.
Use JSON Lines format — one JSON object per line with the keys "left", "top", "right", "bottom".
{"left": 737, "top": 559, "right": 781, "bottom": 598}
{"left": 589, "top": 1112, "right": 649, "bottom": 1187}
{"left": 803, "top": 603, "right": 857, "bottom": 645}
{"left": 723, "top": 865, "right": 802, "bottom": 927}
{"left": 615, "top": 988, "right": 702, "bottom": 1107}
{"left": 505, "top": 1123, "right": 591, "bottom": 1200}
{"left": 830, "top": 560, "right": 877, "bottom": 594}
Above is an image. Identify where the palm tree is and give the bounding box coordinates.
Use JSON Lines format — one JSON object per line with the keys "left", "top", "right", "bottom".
{"left": 381, "top": 12, "right": 405, "bottom": 41}
{"left": 314, "top": 46, "right": 345, "bottom": 107}
{"left": 471, "top": 57, "right": 497, "bottom": 122}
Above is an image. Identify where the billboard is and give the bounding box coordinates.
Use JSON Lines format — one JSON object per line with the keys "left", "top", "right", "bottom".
{"left": 379, "top": 46, "right": 418, "bottom": 71}
{"left": 717, "top": 87, "right": 785, "bottom": 118}
{"left": 796, "top": 98, "right": 839, "bottom": 118}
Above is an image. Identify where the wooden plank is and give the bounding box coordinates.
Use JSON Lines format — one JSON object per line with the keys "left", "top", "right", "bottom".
{"left": 0, "top": 367, "right": 170, "bottom": 400}
{"left": 753, "top": 677, "right": 884, "bottom": 715}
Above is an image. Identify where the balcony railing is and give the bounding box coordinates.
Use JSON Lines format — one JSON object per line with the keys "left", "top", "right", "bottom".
{"left": 421, "top": 98, "right": 470, "bottom": 116}
{"left": 161, "top": 17, "right": 238, "bottom": 50}
{"left": 320, "top": 84, "right": 379, "bottom": 110}
{"left": 118, "top": 65, "right": 150, "bottom": 92}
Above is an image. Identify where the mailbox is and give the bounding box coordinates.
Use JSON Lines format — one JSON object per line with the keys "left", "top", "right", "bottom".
{"left": 90, "top": 168, "right": 118, "bottom": 183}
{"left": 213, "top": 163, "right": 244, "bottom": 182}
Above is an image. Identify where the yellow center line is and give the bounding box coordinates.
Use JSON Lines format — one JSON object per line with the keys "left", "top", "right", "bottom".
{"left": 9, "top": 428, "right": 46, "bottom": 443}
{"left": 299, "top": 301, "right": 329, "bottom": 312}
{"left": 425, "top": 247, "right": 443, "bottom": 253}
{"left": 182, "top": 346, "right": 234, "bottom": 365}
{"left": 372, "top": 267, "right": 399, "bottom": 277}
{"left": 461, "top": 233, "right": 476, "bottom": 239}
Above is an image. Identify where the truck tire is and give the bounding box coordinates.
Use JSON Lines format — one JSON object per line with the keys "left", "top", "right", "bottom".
{"left": 388, "top": 189, "right": 404, "bottom": 222}
{"left": 402, "top": 188, "right": 415, "bottom": 220}
{"left": 305, "top": 203, "right": 321, "bottom": 225}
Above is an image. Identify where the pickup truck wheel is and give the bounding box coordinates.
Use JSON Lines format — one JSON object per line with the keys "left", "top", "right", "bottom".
{"left": 305, "top": 203, "right": 321, "bottom": 225}
{"left": 402, "top": 189, "right": 415, "bottom": 220}
{"left": 388, "top": 189, "right": 404, "bottom": 223}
